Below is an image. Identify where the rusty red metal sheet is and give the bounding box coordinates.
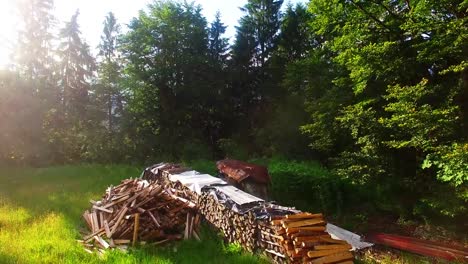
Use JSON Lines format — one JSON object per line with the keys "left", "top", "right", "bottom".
{"left": 367, "top": 233, "right": 468, "bottom": 261}
{"left": 216, "top": 159, "right": 271, "bottom": 184}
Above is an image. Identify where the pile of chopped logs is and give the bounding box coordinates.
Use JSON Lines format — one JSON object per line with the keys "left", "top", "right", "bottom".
{"left": 82, "top": 163, "right": 356, "bottom": 263}
{"left": 140, "top": 163, "right": 355, "bottom": 263}
{"left": 261, "top": 213, "right": 353, "bottom": 264}
{"left": 80, "top": 178, "right": 201, "bottom": 253}
{"left": 198, "top": 191, "right": 258, "bottom": 252}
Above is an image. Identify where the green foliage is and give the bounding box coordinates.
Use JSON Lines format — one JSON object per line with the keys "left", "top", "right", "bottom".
{"left": 120, "top": 1, "right": 226, "bottom": 160}
{"left": 250, "top": 158, "right": 345, "bottom": 214}
{"left": 185, "top": 159, "right": 217, "bottom": 176}
{"left": 0, "top": 71, "right": 48, "bottom": 165}
{"left": 217, "top": 138, "right": 249, "bottom": 160}
{"left": 1, "top": 0, "right": 466, "bottom": 234}
{"left": 57, "top": 10, "right": 95, "bottom": 117}
{"left": 423, "top": 143, "right": 468, "bottom": 186}
{"left": 302, "top": 0, "right": 468, "bottom": 219}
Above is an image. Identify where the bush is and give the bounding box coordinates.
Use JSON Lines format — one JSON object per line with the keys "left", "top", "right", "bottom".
{"left": 250, "top": 158, "right": 349, "bottom": 216}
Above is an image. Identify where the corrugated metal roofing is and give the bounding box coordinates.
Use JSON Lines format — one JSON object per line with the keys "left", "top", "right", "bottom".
{"left": 216, "top": 159, "right": 271, "bottom": 184}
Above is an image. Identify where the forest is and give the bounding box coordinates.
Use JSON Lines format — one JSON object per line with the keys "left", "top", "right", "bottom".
{"left": 0, "top": 0, "right": 467, "bottom": 244}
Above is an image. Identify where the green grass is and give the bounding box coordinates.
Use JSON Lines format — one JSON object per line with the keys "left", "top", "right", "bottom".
{"left": 0, "top": 162, "right": 456, "bottom": 264}
{"left": 0, "top": 165, "right": 268, "bottom": 264}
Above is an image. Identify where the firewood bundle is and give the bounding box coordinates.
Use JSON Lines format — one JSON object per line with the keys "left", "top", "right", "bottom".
{"left": 80, "top": 178, "right": 200, "bottom": 252}
{"left": 263, "top": 213, "right": 353, "bottom": 264}
{"left": 198, "top": 192, "right": 257, "bottom": 252}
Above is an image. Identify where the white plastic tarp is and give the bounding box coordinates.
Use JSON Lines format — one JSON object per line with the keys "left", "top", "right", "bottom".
{"left": 168, "top": 170, "right": 227, "bottom": 195}
{"left": 213, "top": 185, "right": 264, "bottom": 205}
{"left": 326, "top": 223, "right": 374, "bottom": 250}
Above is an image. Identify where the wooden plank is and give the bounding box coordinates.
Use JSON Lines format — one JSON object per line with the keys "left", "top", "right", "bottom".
{"left": 260, "top": 230, "right": 285, "bottom": 241}
{"left": 319, "top": 236, "right": 348, "bottom": 244}
{"left": 286, "top": 213, "right": 323, "bottom": 220}
{"left": 184, "top": 213, "right": 190, "bottom": 240}
{"left": 110, "top": 207, "right": 128, "bottom": 236}
{"left": 102, "top": 195, "right": 130, "bottom": 209}
{"left": 133, "top": 197, "right": 154, "bottom": 209}
{"left": 147, "top": 210, "right": 161, "bottom": 227}
{"left": 169, "top": 194, "right": 196, "bottom": 208}
{"left": 104, "top": 220, "right": 112, "bottom": 238}
{"left": 283, "top": 218, "right": 326, "bottom": 229}
{"left": 93, "top": 205, "right": 113, "bottom": 213}
{"left": 287, "top": 226, "right": 327, "bottom": 234}
{"left": 294, "top": 236, "right": 321, "bottom": 243}
{"left": 193, "top": 230, "right": 201, "bottom": 241}
{"left": 113, "top": 239, "right": 131, "bottom": 244}
{"left": 314, "top": 244, "right": 352, "bottom": 251}
{"left": 308, "top": 251, "right": 353, "bottom": 264}
{"left": 82, "top": 212, "right": 92, "bottom": 230}
{"left": 307, "top": 248, "right": 351, "bottom": 258}
{"left": 84, "top": 228, "right": 106, "bottom": 242}
{"left": 92, "top": 212, "right": 99, "bottom": 231}
{"left": 132, "top": 213, "right": 140, "bottom": 246}
{"left": 94, "top": 235, "right": 110, "bottom": 249}
{"left": 265, "top": 249, "right": 287, "bottom": 258}
{"left": 189, "top": 213, "right": 195, "bottom": 238}
{"left": 152, "top": 238, "right": 170, "bottom": 246}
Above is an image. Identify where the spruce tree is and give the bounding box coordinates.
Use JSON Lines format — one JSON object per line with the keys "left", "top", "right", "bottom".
{"left": 97, "top": 12, "right": 123, "bottom": 133}
{"left": 57, "top": 10, "right": 95, "bottom": 117}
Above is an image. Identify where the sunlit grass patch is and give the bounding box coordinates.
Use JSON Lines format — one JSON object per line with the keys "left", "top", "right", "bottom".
{"left": 0, "top": 203, "right": 31, "bottom": 227}
{"left": 0, "top": 164, "right": 264, "bottom": 264}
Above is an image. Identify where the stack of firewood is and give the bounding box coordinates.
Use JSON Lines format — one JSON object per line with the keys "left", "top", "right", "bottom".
{"left": 262, "top": 213, "right": 353, "bottom": 264}
{"left": 198, "top": 192, "right": 258, "bottom": 252}
{"left": 117, "top": 163, "right": 357, "bottom": 263}
{"left": 80, "top": 178, "right": 200, "bottom": 253}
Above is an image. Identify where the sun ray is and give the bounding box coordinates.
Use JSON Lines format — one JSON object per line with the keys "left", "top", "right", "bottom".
{"left": 0, "top": 0, "right": 18, "bottom": 68}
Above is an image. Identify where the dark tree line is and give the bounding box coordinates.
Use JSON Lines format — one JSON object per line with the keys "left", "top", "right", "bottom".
{"left": 0, "top": 0, "right": 466, "bottom": 220}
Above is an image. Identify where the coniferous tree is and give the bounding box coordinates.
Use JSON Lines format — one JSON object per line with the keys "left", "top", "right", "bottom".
{"left": 229, "top": 0, "right": 283, "bottom": 154}
{"left": 45, "top": 10, "right": 95, "bottom": 162}
{"left": 238, "top": 0, "right": 283, "bottom": 68}
{"left": 97, "top": 12, "right": 123, "bottom": 134}
{"left": 15, "top": 0, "right": 55, "bottom": 83}
{"left": 209, "top": 11, "right": 229, "bottom": 67}
{"left": 57, "top": 10, "right": 95, "bottom": 117}
{"left": 121, "top": 1, "right": 213, "bottom": 159}
{"left": 5, "top": 0, "right": 56, "bottom": 165}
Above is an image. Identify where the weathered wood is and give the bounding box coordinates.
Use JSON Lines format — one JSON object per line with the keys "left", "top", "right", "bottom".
{"left": 308, "top": 251, "right": 353, "bottom": 264}
{"left": 286, "top": 226, "right": 327, "bottom": 234}
{"left": 283, "top": 218, "right": 326, "bottom": 229}
{"left": 307, "top": 248, "right": 351, "bottom": 258}
{"left": 93, "top": 205, "right": 113, "bottom": 214}
{"left": 110, "top": 207, "right": 128, "bottom": 236}
{"left": 314, "top": 244, "right": 352, "bottom": 251}
{"left": 285, "top": 213, "right": 323, "bottom": 220}
{"left": 82, "top": 178, "right": 199, "bottom": 252}
{"left": 132, "top": 213, "right": 140, "bottom": 246}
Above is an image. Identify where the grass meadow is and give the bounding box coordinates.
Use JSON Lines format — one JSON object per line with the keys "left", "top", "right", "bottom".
{"left": 0, "top": 165, "right": 268, "bottom": 264}
{"left": 0, "top": 163, "right": 454, "bottom": 264}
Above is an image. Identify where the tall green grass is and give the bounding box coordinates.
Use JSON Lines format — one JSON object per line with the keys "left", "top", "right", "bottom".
{"left": 0, "top": 165, "right": 267, "bottom": 264}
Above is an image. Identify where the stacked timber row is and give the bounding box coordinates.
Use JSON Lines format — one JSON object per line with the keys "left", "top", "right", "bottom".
{"left": 141, "top": 163, "right": 354, "bottom": 263}
{"left": 198, "top": 191, "right": 258, "bottom": 252}
{"left": 263, "top": 213, "right": 353, "bottom": 264}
